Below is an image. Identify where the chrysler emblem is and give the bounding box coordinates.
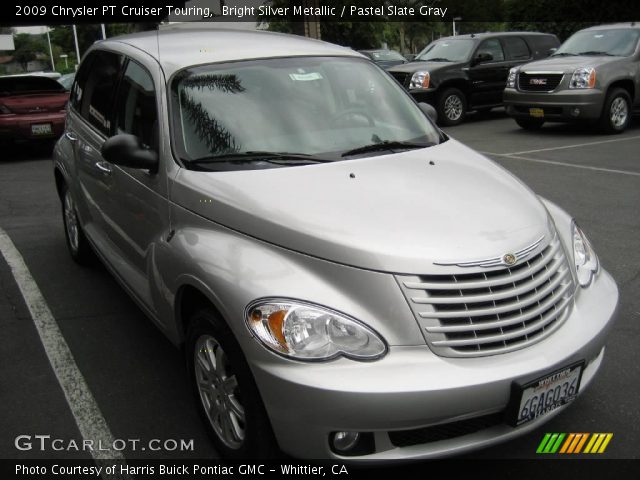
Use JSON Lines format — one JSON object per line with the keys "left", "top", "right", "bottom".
{"left": 502, "top": 253, "right": 517, "bottom": 266}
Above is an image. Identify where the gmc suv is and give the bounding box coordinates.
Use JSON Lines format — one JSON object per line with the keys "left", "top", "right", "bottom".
{"left": 387, "top": 32, "right": 559, "bottom": 125}
{"left": 504, "top": 23, "right": 640, "bottom": 133}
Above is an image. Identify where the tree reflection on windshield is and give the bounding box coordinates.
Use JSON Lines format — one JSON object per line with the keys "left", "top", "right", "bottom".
{"left": 178, "top": 73, "right": 246, "bottom": 154}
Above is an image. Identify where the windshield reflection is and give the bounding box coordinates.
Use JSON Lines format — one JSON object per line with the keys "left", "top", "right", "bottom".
{"left": 171, "top": 56, "right": 440, "bottom": 168}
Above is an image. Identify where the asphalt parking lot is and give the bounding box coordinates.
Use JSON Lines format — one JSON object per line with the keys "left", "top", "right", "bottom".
{"left": 1, "top": 110, "right": 638, "bottom": 461}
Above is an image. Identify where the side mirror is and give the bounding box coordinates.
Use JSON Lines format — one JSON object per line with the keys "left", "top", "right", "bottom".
{"left": 473, "top": 52, "right": 493, "bottom": 65}
{"left": 405, "top": 54, "right": 417, "bottom": 62}
{"left": 418, "top": 102, "right": 438, "bottom": 123}
{"left": 548, "top": 47, "right": 558, "bottom": 56}
{"left": 101, "top": 134, "right": 158, "bottom": 173}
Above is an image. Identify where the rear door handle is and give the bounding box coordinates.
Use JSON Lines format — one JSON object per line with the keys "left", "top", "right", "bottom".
{"left": 95, "top": 161, "right": 112, "bottom": 175}
{"left": 65, "top": 131, "right": 78, "bottom": 142}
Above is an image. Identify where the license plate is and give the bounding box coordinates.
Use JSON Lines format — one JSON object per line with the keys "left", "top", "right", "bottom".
{"left": 509, "top": 362, "right": 584, "bottom": 426}
{"left": 31, "top": 123, "right": 52, "bottom": 136}
{"left": 529, "top": 108, "right": 544, "bottom": 118}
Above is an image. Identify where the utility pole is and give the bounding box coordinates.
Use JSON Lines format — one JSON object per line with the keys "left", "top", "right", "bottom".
{"left": 46, "top": 28, "right": 55, "bottom": 71}
{"left": 72, "top": 24, "right": 81, "bottom": 68}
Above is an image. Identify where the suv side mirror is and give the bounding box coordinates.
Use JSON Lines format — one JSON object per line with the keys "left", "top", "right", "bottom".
{"left": 473, "top": 52, "right": 493, "bottom": 65}
{"left": 418, "top": 102, "right": 438, "bottom": 123}
{"left": 101, "top": 134, "right": 159, "bottom": 173}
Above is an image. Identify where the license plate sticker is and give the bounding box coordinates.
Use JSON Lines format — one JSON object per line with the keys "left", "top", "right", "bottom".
{"left": 529, "top": 108, "right": 544, "bottom": 118}
{"left": 31, "top": 123, "right": 53, "bottom": 136}
{"left": 511, "top": 362, "right": 584, "bottom": 426}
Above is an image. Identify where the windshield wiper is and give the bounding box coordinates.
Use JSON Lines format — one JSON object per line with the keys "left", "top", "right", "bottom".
{"left": 576, "top": 51, "right": 616, "bottom": 56}
{"left": 189, "top": 151, "right": 333, "bottom": 165}
{"left": 551, "top": 52, "right": 577, "bottom": 57}
{"left": 341, "top": 141, "right": 434, "bottom": 157}
{"left": 422, "top": 57, "right": 452, "bottom": 62}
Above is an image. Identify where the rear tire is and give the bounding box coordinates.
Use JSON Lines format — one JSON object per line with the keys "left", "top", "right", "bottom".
{"left": 515, "top": 117, "right": 545, "bottom": 130}
{"left": 437, "top": 88, "right": 467, "bottom": 126}
{"left": 186, "top": 308, "right": 279, "bottom": 459}
{"left": 598, "top": 88, "right": 631, "bottom": 134}
{"left": 61, "top": 185, "right": 94, "bottom": 265}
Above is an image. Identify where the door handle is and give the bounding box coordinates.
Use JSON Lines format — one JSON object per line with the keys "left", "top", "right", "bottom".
{"left": 65, "top": 131, "right": 78, "bottom": 142}
{"left": 95, "top": 161, "right": 112, "bottom": 175}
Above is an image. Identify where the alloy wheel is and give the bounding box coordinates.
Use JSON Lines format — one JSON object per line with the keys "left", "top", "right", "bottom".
{"left": 194, "top": 335, "right": 246, "bottom": 449}
{"left": 63, "top": 191, "right": 79, "bottom": 253}
{"left": 610, "top": 97, "right": 628, "bottom": 129}
{"left": 444, "top": 94, "right": 463, "bottom": 121}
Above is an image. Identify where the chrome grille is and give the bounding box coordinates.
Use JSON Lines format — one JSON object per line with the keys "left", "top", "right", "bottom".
{"left": 518, "top": 72, "right": 564, "bottom": 92}
{"left": 397, "top": 235, "right": 575, "bottom": 357}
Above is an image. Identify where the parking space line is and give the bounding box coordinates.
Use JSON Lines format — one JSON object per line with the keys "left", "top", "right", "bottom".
{"left": 485, "top": 135, "right": 640, "bottom": 156}
{"left": 0, "top": 228, "right": 124, "bottom": 465}
{"left": 487, "top": 153, "right": 640, "bottom": 177}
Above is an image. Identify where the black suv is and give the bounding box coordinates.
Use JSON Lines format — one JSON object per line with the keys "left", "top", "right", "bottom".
{"left": 388, "top": 32, "right": 560, "bottom": 125}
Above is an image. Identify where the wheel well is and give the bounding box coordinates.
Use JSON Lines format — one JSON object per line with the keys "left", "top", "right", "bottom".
{"left": 437, "top": 80, "right": 469, "bottom": 97}
{"left": 176, "top": 285, "right": 224, "bottom": 342}
{"left": 608, "top": 80, "right": 635, "bottom": 101}
{"left": 53, "top": 168, "right": 65, "bottom": 200}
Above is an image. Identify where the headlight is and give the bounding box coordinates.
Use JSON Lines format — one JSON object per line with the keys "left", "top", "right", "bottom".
{"left": 245, "top": 300, "right": 387, "bottom": 361}
{"left": 409, "top": 71, "right": 430, "bottom": 89}
{"left": 0, "top": 104, "right": 12, "bottom": 114}
{"left": 506, "top": 68, "right": 518, "bottom": 88}
{"left": 569, "top": 67, "right": 596, "bottom": 89}
{"left": 572, "top": 221, "right": 599, "bottom": 287}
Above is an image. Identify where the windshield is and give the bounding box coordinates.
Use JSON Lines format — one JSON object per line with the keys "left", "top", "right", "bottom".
{"left": 368, "top": 50, "right": 406, "bottom": 61}
{"left": 555, "top": 28, "right": 640, "bottom": 56}
{"left": 170, "top": 56, "right": 440, "bottom": 166}
{"left": 416, "top": 39, "right": 475, "bottom": 62}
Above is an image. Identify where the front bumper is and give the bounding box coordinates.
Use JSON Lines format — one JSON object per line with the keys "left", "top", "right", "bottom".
{"left": 251, "top": 269, "right": 618, "bottom": 460}
{"left": 407, "top": 88, "right": 437, "bottom": 105}
{"left": 503, "top": 88, "right": 605, "bottom": 122}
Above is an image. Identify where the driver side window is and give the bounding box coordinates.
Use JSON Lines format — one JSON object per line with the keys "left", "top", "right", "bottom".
{"left": 114, "top": 61, "right": 158, "bottom": 151}
{"left": 476, "top": 39, "right": 505, "bottom": 62}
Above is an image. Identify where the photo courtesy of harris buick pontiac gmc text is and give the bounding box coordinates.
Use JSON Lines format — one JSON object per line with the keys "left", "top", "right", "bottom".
{"left": 50, "top": 26, "right": 619, "bottom": 460}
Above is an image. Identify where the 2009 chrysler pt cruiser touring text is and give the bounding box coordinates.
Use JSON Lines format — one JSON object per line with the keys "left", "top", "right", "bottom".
{"left": 53, "top": 28, "right": 618, "bottom": 460}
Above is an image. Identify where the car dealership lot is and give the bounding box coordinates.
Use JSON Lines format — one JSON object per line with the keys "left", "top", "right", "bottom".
{"left": 1, "top": 112, "right": 638, "bottom": 460}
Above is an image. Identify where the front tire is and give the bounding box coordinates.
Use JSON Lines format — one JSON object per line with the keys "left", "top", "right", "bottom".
{"left": 61, "top": 185, "right": 94, "bottom": 265}
{"left": 437, "top": 88, "right": 467, "bottom": 126}
{"left": 186, "top": 308, "right": 278, "bottom": 459}
{"left": 599, "top": 88, "right": 631, "bottom": 134}
{"left": 515, "top": 117, "right": 545, "bottom": 130}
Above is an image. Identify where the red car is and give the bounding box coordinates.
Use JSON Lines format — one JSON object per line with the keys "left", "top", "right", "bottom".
{"left": 0, "top": 75, "right": 69, "bottom": 145}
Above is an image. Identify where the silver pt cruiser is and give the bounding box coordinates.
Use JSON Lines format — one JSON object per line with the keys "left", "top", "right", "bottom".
{"left": 53, "top": 28, "right": 618, "bottom": 460}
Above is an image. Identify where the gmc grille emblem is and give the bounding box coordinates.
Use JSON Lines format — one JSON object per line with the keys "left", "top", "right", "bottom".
{"left": 529, "top": 78, "right": 548, "bottom": 85}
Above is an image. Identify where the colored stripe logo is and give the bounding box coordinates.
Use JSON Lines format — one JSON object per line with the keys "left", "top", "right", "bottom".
{"left": 537, "top": 433, "right": 613, "bottom": 454}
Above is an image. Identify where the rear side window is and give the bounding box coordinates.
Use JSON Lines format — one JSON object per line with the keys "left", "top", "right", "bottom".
{"left": 77, "top": 50, "right": 124, "bottom": 136}
{"left": 527, "top": 35, "right": 560, "bottom": 57}
{"left": 477, "top": 39, "right": 505, "bottom": 62}
{"left": 502, "top": 37, "right": 531, "bottom": 60}
{"left": 114, "top": 61, "right": 158, "bottom": 150}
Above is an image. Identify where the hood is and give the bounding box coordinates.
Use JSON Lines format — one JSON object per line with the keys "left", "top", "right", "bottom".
{"left": 387, "top": 60, "right": 457, "bottom": 74}
{"left": 172, "top": 140, "right": 552, "bottom": 274}
{"left": 520, "top": 54, "right": 623, "bottom": 73}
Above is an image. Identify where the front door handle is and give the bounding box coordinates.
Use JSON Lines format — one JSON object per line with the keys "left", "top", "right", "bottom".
{"left": 95, "top": 161, "right": 112, "bottom": 175}
{"left": 65, "top": 131, "right": 78, "bottom": 142}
